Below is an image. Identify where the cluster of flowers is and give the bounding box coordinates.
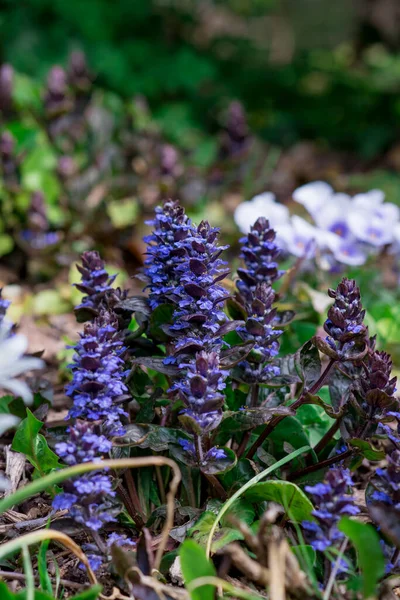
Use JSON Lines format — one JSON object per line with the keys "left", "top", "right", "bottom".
{"left": 144, "top": 200, "right": 230, "bottom": 453}
{"left": 53, "top": 252, "right": 128, "bottom": 535}
{"left": 304, "top": 278, "right": 400, "bottom": 569}
{"left": 234, "top": 182, "right": 400, "bottom": 268}
{"left": 303, "top": 469, "right": 359, "bottom": 553}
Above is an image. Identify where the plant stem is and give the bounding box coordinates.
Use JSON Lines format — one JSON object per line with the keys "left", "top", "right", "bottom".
{"left": 313, "top": 416, "right": 343, "bottom": 456}
{"left": 246, "top": 358, "right": 337, "bottom": 460}
{"left": 236, "top": 384, "right": 259, "bottom": 458}
{"left": 204, "top": 473, "right": 228, "bottom": 501}
{"left": 289, "top": 448, "right": 354, "bottom": 481}
{"left": 124, "top": 469, "right": 145, "bottom": 527}
{"left": 155, "top": 464, "right": 166, "bottom": 504}
{"left": 195, "top": 434, "right": 204, "bottom": 462}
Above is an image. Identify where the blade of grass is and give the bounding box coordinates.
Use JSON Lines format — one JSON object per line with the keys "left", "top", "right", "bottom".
{"left": 205, "top": 445, "right": 309, "bottom": 559}
{"left": 22, "top": 545, "right": 34, "bottom": 600}
{"left": 38, "top": 538, "right": 53, "bottom": 596}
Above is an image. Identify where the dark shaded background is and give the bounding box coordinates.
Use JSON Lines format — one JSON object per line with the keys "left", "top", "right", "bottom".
{"left": 2, "top": 0, "right": 400, "bottom": 157}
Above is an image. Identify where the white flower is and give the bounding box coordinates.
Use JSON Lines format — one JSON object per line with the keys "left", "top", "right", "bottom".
{"left": 234, "top": 192, "right": 290, "bottom": 233}
{"left": 277, "top": 216, "right": 320, "bottom": 258}
{"left": 0, "top": 331, "right": 44, "bottom": 404}
{"left": 348, "top": 210, "right": 396, "bottom": 247}
{"left": 312, "top": 193, "right": 352, "bottom": 237}
{"left": 292, "top": 181, "right": 334, "bottom": 218}
{"left": 331, "top": 240, "right": 367, "bottom": 266}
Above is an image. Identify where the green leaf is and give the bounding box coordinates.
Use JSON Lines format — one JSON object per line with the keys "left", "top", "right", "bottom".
{"left": 180, "top": 539, "right": 216, "bottom": 600}
{"left": 296, "top": 404, "right": 335, "bottom": 447}
{"left": 339, "top": 517, "right": 385, "bottom": 599}
{"left": 299, "top": 340, "right": 321, "bottom": 388}
{"left": 244, "top": 480, "right": 314, "bottom": 522}
{"left": 11, "top": 409, "right": 60, "bottom": 476}
{"left": 221, "top": 499, "right": 255, "bottom": 528}
{"left": 188, "top": 507, "right": 245, "bottom": 552}
{"left": 291, "top": 544, "right": 316, "bottom": 568}
{"left": 114, "top": 423, "right": 191, "bottom": 452}
{"left": 0, "top": 581, "right": 16, "bottom": 600}
{"left": 268, "top": 417, "right": 313, "bottom": 464}
{"left": 348, "top": 438, "right": 385, "bottom": 461}
{"left": 200, "top": 447, "right": 237, "bottom": 475}
{"left": 221, "top": 459, "right": 256, "bottom": 494}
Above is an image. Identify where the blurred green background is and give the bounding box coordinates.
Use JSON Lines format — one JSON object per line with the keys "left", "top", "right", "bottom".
{"left": 2, "top": 0, "right": 400, "bottom": 158}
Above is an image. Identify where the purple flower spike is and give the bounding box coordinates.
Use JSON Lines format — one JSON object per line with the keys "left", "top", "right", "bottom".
{"left": 177, "top": 351, "right": 228, "bottom": 433}
{"left": 170, "top": 220, "right": 229, "bottom": 355}
{"left": 237, "top": 282, "right": 282, "bottom": 384}
{"left": 53, "top": 421, "right": 118, "bottom": 531}
{"left": 322, "top": 278, "right": 367, "bottom": 361}
{"left": 75, "top": 251, "right": 117, "bottom": 313}
{"left": 237, "top": 217, "right": 284, "bottom": 303}
{"left": 303, "top": 468, "right": 359, "bottom": 552}
{"left": 66, "top": 310, "right": 128, "bottom": 436}
{"left": 143, "top": 200, "right": 195, "bottom": 309}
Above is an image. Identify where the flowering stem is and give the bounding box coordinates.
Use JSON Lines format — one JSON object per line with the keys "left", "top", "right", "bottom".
{"left": 246, "top": 358, "right": 337, "bottom": 460}
{"left": 204, "top": 473, "right": 228, "bottom": 501}
{"left": 195, "top": 434, "right": 204, "bottom": 463}
{"left": 236, "top": 384, "right": 259, "bottom": 458}
{"left": 313, "top": 415, "right": 343, "bottom": 457}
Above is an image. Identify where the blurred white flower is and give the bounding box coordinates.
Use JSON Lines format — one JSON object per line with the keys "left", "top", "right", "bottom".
{"left": 312, "top": 194, "right": 352, "bottom": 236}
{"left": 292, "top": 181, "right": 334, "bottom": 219}
{"left": 0, "top": 330, "right": 44, "bottom": 404}
{"left": 330, "top": 240, "right": 367, "bottom": 266}
{"left": 234, "top": 192, "right": 290, "bottom": 233}
{"left": 348, "top": 210, "right": 396, "bottom": 247}
{"left": 277, "top": 216, "right": 320, "bottom": 258}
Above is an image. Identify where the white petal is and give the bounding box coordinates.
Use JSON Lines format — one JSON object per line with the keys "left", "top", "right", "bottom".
{"left": 0, "top": 378, "right": 33, "bottom": 404}
{"left": 348, "top": 211, "right": 394, "bottom": 246}
{"left": 313, "top": 195, "right": 352, "bottom": 230}
{"left": 0, "top": 414, "right": 20, "bottom": 436}
{"left": 292, "top": 181, "right": 333, "bottom": 216}
{"left": 251, "top": 191, "right": 276, "bottom": 205}
{"left": 352, "top": 189, "right": 385, "bottom": 210}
